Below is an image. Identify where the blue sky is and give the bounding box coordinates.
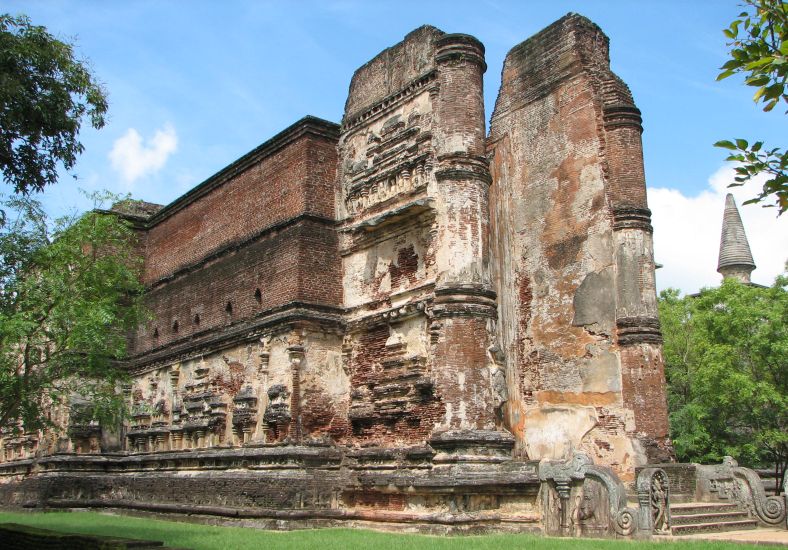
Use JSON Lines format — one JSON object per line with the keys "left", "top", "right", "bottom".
{"left": 3, "top": 0, "right": 786, "bottom": 293}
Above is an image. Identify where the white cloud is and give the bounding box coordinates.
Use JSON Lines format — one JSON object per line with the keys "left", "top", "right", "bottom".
{"left": 649, "top": 165, "right": 788, "bottom": 295}
{"left": 109, "top": 124, "right": 177, "bottom": 184}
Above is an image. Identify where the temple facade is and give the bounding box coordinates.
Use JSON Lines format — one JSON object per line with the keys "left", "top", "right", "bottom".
{"left": 1, "top": 14, "right": 709, "bottom": 537}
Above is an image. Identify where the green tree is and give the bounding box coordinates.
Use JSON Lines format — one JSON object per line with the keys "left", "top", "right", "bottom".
{"left": 0, "top": 13, "right": 108, "bottom": 197}
{"left": 0, "top": 194, "right": 144, "bottom": 434}
{"left": 715, "top": 0, "right": 787, "bottom": 214}
{"left": 659, "top": 277, "right": 788, "bottom": 491}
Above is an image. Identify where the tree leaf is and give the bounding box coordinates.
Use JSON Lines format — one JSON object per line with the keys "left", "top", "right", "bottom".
{"left": 715, "top": 140, "right": 738, "bottom": 150}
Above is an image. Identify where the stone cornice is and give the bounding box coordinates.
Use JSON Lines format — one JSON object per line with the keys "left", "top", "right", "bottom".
{"left": 342, "top": 71, "right": 439, "bottom": 135}
{"left": 125, "top": 302, "right": 344, "bottom": 374}
{"left": 0, "top": 445, "right": 344, "bottom": 476}
{"left": 432, "top": 284, "right": 498, "bottom": 319}
{"left": 435, "top": 33, "right": 487, "bottom": 72}
{"left": 346, "top": 295, "right": 432, "bottom": 332}
{"left": 434, "top": 154, "right": 492, "bottom": 185}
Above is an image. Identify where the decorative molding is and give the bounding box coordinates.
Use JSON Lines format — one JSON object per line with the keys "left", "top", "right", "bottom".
{"left": 603, "top": 104, "right": 642, "bottom": 132}
{"left": 346, "top": 299, "right": 430, "bottom": 333}
{"left": 345, "top": 158, "right": 433, "bottom": 217}
{"left": 0, "top": 445, "right": 343, "bottom": 477}
{"left": 434, "top": 154, "right": 492, "bottom": 185}
{"left": 340, "top": 203, "right": 434, "bottom": 256}
{"left": 616, "top": 316, "right": 662, "bottom": 345}
{"left": 125, "top": 302, "right": 344, "bottom": 375}
{"left": 612, "top": 207, "right": 652, "bottom": 233}
{"left": 342, "top": 71, "right": 439, "bottom": 134}
{"left": 432, "top": 284, "right": 497, "bottom": 319}
{"left": 429, "top": 430, "right": 515, "bottom": 461}
{"left": 435, "top": 34, "right": 487, "bottom": 71}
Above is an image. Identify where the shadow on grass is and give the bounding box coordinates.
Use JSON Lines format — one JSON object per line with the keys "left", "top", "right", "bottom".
{"left": 0, "top": 511, "right": 758, "bottom": 550}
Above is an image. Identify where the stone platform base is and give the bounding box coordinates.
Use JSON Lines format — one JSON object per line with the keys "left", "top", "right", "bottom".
{"left": 0, "top": 444, "right": 543, "bottom": 535}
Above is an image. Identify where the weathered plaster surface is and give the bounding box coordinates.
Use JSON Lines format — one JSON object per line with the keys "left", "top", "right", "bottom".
{"left": 488, "top": 15, "right": 671, "bottom": 475}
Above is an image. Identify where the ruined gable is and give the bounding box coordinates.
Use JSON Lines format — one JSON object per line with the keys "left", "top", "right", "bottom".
{"left": 488, "top": 14, "right": 671, "bottom": 472}
{"left": 338, "top": 24, "right": 505, "bottom": 447}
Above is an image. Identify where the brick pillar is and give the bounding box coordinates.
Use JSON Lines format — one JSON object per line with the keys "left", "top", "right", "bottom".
{"left": 604, "top": 100, "right": 672, "bottom": 462}
{"left": 429, "top": 34, "right": 513, "bottom": 456}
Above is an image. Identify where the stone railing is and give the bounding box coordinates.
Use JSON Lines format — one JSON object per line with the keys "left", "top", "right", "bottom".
{"left": 584, "top": 462, "right": 639, "bottom": 536}
{"left": 697, "top": 457, "right": 786, "bottom": 528}
{"left": 539, "top": 453, "right": 674, "bottom": 538}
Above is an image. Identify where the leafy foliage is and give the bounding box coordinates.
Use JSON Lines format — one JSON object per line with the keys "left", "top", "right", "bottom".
{"left": 0, "top": 194, "right": 144, "bottom": 434}
{"left": 717, "top": 1, "right": 788, "bottom": 112}
{"left": 715, "top": 1, "right": 788, "bottom": 214}
{"left": 715, "top": 138, "right": 787, "bottom": 214}
{"left": 0, "top": 14, "right": 108, "bottom": 195}
{"left": 659, "top": 277, "right": 788, "bottom": 488}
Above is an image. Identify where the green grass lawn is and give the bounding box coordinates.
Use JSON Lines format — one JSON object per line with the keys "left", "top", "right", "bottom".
{"left": 0, "top": 510, "right": 759, "bottom": 550}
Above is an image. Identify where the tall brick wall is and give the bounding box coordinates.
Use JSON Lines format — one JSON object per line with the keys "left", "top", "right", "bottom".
{"left": 134, "top": 219, "right": 340, "bottom": 355}
{"left": 126, "top": 117, "right": 342, "bottom": 358}
{"left": 488, "top": 14, "right": 671, "bottom": 478}
{"left": 142, "top": 119, "right": 338, "bottom": 285}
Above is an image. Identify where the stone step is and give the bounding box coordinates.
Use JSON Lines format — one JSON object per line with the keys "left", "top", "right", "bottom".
{"left": 672, "top": 511, "right": 752, "bottom": 526}
{"left": 672, "top": 519, "right": 759, "bottom": 535}
{"left": 671, "top": 502, "right": 740, "bottom": 516}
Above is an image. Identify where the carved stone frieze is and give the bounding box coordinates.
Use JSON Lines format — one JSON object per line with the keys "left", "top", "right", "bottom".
{"left": 263, "top": 384, "right": 291, "bottom": 441}
{"left": 487, "top": 344, "right": 508, "bottom": 411}
{"left": 342, "top": 70, "right": 438, "bottom": 133}
{"left": 345, "top": 157, "right": 432, "bottom": 217}
{"left": 349, "top": 354, "right": 431, "bottom": 425}
{"left": 232, "top": 385, "right": 258, "bottom": 434}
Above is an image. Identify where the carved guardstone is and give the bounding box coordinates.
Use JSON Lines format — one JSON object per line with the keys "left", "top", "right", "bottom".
{"left": 637, "top": 467, "right": 671, "bottom": 535}
{"left": 539, "top": 452, "right": 637, "bottom": 537}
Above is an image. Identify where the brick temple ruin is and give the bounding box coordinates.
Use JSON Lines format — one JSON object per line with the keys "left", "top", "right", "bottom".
{"left": 2, "top": 14, "right": 785, "bottom": 538}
